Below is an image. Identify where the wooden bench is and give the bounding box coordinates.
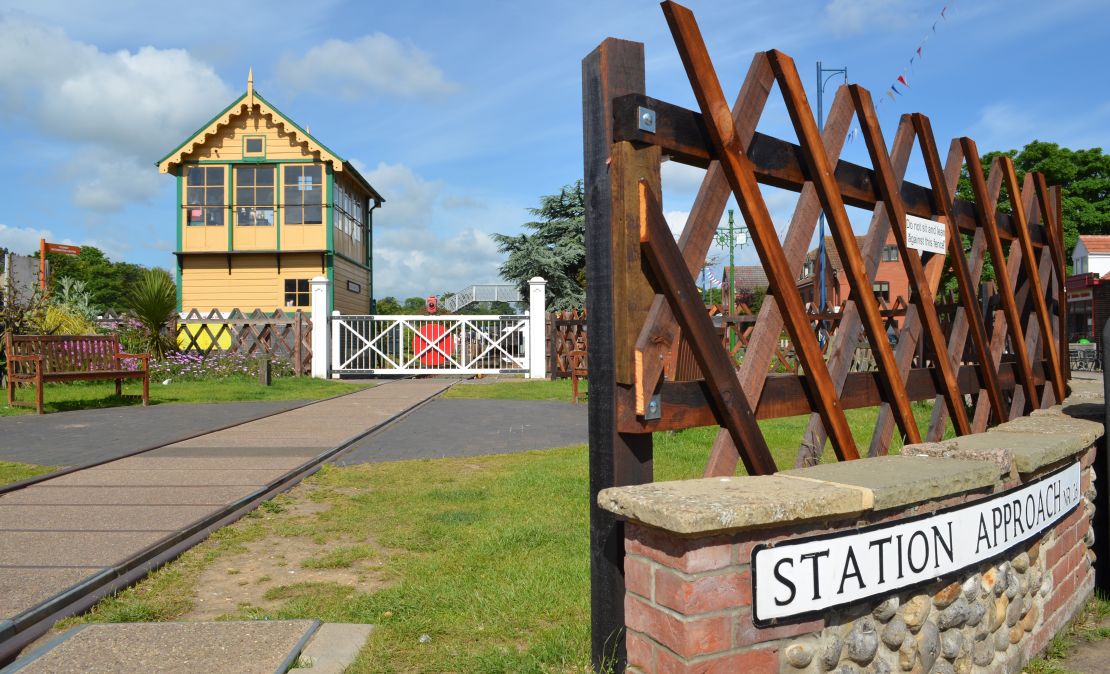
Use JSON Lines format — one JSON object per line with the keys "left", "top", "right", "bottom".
{"left": 4, "top": 334, "right": 150, "bottom": 414}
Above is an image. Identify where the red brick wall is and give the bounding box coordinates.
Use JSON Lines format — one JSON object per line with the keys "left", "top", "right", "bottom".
{"left": 621, "top": 448, "right": 1097, "bottom": 673}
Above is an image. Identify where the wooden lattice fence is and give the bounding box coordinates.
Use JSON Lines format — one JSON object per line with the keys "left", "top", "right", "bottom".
{"left": 99, "top": 308, "right": 313, "bottom": 375}
{"left": 547, "top": 310, "right": 587, "bottom": 378}
{"left": 177, "top": 309, "right": 312, "bottom": 375}
{"left": 583, "top": 4, "right": 1070, "bottom": 667}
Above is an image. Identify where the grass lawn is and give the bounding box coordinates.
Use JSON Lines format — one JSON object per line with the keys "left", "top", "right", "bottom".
{"left": 0, "top": 377, "right": 370, "bottom": 417}
{"left": 444, "top": 377, "right": 583, "bottom": 403}
{"left": 66, "top": 397, "right": 951, "bottom": 673}
{"left": 0, "top": 460, "right": 57, "bottom": 486}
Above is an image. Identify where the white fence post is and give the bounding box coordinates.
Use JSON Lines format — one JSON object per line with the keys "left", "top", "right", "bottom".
{"left": 310, "top": 276, "right": 329, "bottom": 379}
{"left": 528, "top": 277, "right": 547, "bottom": 379}
{"left": 330, "top": 310, "right": 341, "bottom": 378}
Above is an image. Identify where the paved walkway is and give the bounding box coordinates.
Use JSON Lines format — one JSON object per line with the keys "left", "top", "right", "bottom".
{"left": 0, "top": 401, "right": 309, "bottom": 468}
{"left": 335, "top": 398, "right": 587, "bottom": 465}
{"left": 0, "top": 378, "right": 453, "bottom": 649}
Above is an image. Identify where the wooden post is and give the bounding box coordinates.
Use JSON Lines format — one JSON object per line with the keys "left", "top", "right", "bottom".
{"left": 583, "top": 38, "right": 656, "bottom": 672}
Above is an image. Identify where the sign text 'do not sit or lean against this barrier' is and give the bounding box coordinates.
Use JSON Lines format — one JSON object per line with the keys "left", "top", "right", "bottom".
{"left": 752, "top": 463, "right": 1082, "bottom": 622}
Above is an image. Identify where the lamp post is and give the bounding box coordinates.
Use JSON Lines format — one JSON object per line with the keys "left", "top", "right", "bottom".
{"left": 714, "top": 208, "right": 749, "bottom": 350}
{"left": 816, "top": 61, "right": 847, "bottom": 345}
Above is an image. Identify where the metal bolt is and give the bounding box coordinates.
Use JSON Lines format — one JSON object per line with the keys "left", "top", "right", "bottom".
{"left": 637, "top": 106, "right": 657, "bottom": 134}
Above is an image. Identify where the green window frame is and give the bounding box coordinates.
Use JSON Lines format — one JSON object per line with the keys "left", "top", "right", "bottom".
{"left": 235, "top": 166, "right": 275, "bottom": 226}
{"left": 284, "top": 165, "right": 323, "bottom": 225}
{"left": 185, "top": 166, "right": 225, "bottom": 226}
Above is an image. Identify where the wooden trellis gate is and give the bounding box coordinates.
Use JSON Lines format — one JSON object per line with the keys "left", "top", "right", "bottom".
{"left": 583, "top": 3, "right": 1069, "bottom": 669}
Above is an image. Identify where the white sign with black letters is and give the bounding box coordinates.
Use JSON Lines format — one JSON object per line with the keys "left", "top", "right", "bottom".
{"left": 905, "top": 214, "right": 947, "bottom": 255}
{"left": 752, "top": 463, "right": 1082, "bottom": 622}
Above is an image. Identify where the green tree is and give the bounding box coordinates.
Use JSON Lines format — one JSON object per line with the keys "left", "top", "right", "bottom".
{"left": 942, "top": 141, "right": 1110, "bottom": 293}
{"left": 493, "top": 181, "right": 585, "bottom": 311}
{"left": 42, "top": 246, "right": 145, "bottom": 312}
{"left": 375, "top": 296, "right": 402, "bottom": 314}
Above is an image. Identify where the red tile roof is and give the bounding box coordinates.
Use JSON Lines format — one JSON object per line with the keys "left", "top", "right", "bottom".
{"left": 1079, "top": 235, "right": 1110, "bottom": 254}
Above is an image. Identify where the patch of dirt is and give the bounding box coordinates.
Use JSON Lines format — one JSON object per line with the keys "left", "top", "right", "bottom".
{"left": 1054, "top": 615, "right": 1110, "bottom": 674}
{"left": 184, "top": 536, "right": 388, "bottom": 621}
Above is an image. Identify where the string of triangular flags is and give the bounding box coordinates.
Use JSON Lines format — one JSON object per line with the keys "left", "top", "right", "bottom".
{"left": 878, "top": 1, "right": 955, "bottom": 109}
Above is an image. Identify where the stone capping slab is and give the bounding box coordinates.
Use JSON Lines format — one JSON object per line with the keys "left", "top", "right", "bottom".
{"left": 597, "top": 475, "right": 872, "bottom": 535}
{"left": 941, "top": 429, "right": 1094, "bottom": 475}
{"left": 782, "top": 455, "right": 998, "bottom": 511}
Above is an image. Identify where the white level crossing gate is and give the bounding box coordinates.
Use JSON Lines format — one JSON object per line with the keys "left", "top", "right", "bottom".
{"left": 315, "top": 276, "right": 548, "bottom": 378}
{"left": 331, "top": 314, "right": 530, "bottom": 375}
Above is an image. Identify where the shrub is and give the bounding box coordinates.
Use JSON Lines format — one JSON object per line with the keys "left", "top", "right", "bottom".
{"left": 126, "top": 270, "right": 177, "bottom": 358}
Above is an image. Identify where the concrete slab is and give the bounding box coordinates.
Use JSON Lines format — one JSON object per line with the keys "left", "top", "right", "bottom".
{"left": 146, "top": 445, "right": 323, "bottom": 459}
{"left": 43, "top": 469, "right": 287, "bottom": 487}
{"left": 0, "top": 531, "right": 170, "bottom": 567}
{"left": 289, "top": 623, "right": 373, "bottom": 674}
{"left": 0, "top": 401, "right": 309, "bottom": 467}
{"left": 105, "top": 456, "right": 313, "bottom": 471}
{"left": 7, "top": 620, "right": 319, "bottom": 674}
{"left": 598, "top": 475, "right": 871, "bottom": 534}
{"left": 0, "top": 505, "right": 217, "bottom": 532}
{"left": 336, "top": 399, "right": 587, "bottom": 465}
{"left": 0, "top": 486, "right": 250, "bottom": 506}
{"left": 0, "top": 568, "right": 105, "bottom": 619}
{"left": 944, "top": 431, "right": 1091, "bottom": 474}
{"left": 784, "top": 455, "right": 999, "bottom": 510}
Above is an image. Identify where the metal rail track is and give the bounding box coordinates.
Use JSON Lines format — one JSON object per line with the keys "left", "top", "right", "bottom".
{"left": 0, "top": 378, "right": 451, "bottom": 664}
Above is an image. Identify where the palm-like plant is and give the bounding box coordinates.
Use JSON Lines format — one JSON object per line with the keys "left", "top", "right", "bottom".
{"left": 126, "top": 269, "right": 177, "bottom": 358}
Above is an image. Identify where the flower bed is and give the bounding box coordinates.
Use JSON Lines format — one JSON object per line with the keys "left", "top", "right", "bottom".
{"left": 150, "top": 351, "right": 296, "bottom": 382}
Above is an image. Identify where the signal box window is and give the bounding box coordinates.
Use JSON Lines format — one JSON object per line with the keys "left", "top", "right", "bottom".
{"left": 236, "top": 166, "right": 275, "bottom": 226}
{"left": 284, "top": 165, "right": 323, "bottom": 225}
{"left": 284, "top": 279, "right": 311, "bottom": 307}
{"left": 186, "top": 166, "right": 225, "bottom": 226}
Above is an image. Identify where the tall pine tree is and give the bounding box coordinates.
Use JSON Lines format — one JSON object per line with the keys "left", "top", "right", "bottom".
{"left": 493, "top": 181, "right": 585, "bottom": 311}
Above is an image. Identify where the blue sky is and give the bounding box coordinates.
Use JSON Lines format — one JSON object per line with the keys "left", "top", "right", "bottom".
{"left": 0, "top": 0, "right": 1106, "bottom": 299}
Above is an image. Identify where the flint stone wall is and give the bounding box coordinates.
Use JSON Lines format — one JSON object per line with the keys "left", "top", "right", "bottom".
{"left": 598, "top": 381, "right": 1104, "bottom": 674}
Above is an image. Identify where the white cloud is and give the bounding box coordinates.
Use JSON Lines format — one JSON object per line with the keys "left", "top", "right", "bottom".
{"left": 0, "top": 223, "right": 55, "bottom": 255}
{"left": 374, "top": 226, "right": 503, "bottom": 299}
{"left": 662, "top": 161, "right": 708, "bottom": 196}
{"left": 823, "top": 0, "right": 916, "bottom": 36}
{"left": 276, "top": 34, "right": 460, "bottom": 99}
{"left": 64, "top": 152, "right": 163, "bottom": 212}
{"left": 358, "top": 161, "right": 508, "bottom": 298}
{"left": 0, "top": 13, "right": 232, "bottom": 211}
{"left": 442, "top": 195, "right": 487, "bottom": 210}
{"left": 363, "top": 162, "right": 443, "bottom": 230}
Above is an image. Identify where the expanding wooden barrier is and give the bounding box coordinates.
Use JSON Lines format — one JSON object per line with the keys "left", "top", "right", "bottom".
{"left": 175, "top": 309, "right": 313, "bottom": 375}
{"left": 583, "top": 3, "right": 1069, "bottom": 668}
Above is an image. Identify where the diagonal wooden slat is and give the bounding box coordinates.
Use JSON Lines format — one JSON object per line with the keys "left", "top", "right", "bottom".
{"left": 847, "top": 85, "right": 969, "bottom": 437}
{"left": 662, "top": 0, "right": 860, "bottom": 461}
{"left": 911, "top": 113, "right": 1006, "bottom": 425}
{"left": 707, "top": 85, "right": 855, "bottom": 475}
{"left": 799, "top": 114, "right": 916, "bottom": 464}
{"left": 960, "top": 138, "right": 1038, "bottom": 411}
{"left": 639, "top": 181, "right": 777, "bottom": 475}
{"left": 767, "top": 57, "right": 922, "bottom": 444}
{"left": 999, "top": 156, "right": 1066, "bottom": 403}
{"left": 634, "top": 52, "right": 775, "bottom": 415}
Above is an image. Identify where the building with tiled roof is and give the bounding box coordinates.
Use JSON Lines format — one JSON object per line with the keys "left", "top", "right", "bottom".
{"left": 1071, "top": 235, "right": 1110, "bottom": 276}
{"left": 794, "top": 230, "right": 909, "bottom": 314}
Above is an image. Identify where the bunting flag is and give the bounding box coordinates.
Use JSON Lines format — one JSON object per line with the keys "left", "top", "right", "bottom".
{"left": 876, "top": 2, "right": 954, "bottom": 114}
{"left": 705, "top": 267, "right": 723, "bottom": 288}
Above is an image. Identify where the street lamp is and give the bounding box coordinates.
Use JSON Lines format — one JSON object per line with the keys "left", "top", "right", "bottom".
{"left": 714, "top": 208, "right": 749, "bottom": 349}
{"left": 816, "top": 61, "right": 847, "bottom": 344}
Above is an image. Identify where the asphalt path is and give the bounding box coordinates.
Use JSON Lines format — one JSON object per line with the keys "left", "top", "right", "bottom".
{"left": 0, "top": 401, "right": 308, "bottom": 467}
{"left": 334, "top": 398, "right": 588, "bottom": 465}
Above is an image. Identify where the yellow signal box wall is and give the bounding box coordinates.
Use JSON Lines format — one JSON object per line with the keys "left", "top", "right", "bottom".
{"left": 159, "top": 71, "right": 383, "bottom": 315}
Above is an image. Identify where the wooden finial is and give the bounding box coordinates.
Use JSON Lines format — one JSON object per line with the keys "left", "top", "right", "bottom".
{"left": 247, "top": 67, "right": 254, "bottom": 107}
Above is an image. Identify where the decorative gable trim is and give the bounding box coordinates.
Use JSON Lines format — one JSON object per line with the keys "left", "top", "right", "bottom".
{"left": 157, "top": 90, "right": 345, "bottom": 174}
